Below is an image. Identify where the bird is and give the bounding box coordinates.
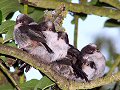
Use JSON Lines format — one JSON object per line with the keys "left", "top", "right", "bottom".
{"left": 14, "top": 14, "right": 53, "bottom": 53}
{"left": 80, "top": 43, "right": 106, "bottom": 80}
{"left": 13, "top": 14, "right": 88, "bottom": 81}
{"left": 47, "top": 31, "right": 88, "bottom": 82}
{"left": 13, "top": 14, "right": 55, "bottom": 74}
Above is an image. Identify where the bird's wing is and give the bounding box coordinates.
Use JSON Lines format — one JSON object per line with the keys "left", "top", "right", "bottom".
{"left": 68, "top": 45, "right": 84, "bottom": 64}
{"left": 14, "top": 25, "right": 30, "bottom": 48}
{"left": 52, "top": 56, "right": 88, "bottom": 82}
{"left": 18, "top": 25, "right": 46, "bottom": 43}
{"left": 52, "top": 57, "right": 72, "bottom": 65}
{"left": 14, "top": 24, "right": 54, "bottom": 53}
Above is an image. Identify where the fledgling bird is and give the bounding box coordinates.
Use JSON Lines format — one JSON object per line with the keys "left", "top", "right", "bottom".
{"left": 14, "top": 14, "right": 88, "bottom": 81}
{"left": 80, "top": 43, "right": 106, "bottom": 80}
{"left": 13, "top": 14, "right": 54, "bottom": 74}
{"left": 14, "top": 14, "right": 53, "bottom": 53}
{"left": 45, "top": 31, "right": 88, "bottom": 81}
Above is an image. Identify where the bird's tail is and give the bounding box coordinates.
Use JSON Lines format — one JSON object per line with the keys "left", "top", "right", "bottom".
{"left": 72, "top": 64, "right": 89, "bottom": 82}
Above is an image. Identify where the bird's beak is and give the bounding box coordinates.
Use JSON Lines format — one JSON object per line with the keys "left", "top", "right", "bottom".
{"left": 97, "top": 49, "right": 100, "bottom": 52}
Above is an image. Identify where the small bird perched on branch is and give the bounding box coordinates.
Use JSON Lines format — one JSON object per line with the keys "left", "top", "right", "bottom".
{"left": 36, "top": 21, "right": 88, "bottom": 81}
{"left": 13, "top": 14, "right": 89, "bottom": 82}
{"left": 14, "top": 14, "right": 54, "bottom": 53}
{"left": 50, "top": 31, "right": 88, "bottom": 82}
{"left": 80, "top": 43, "right": 106, "bottom": 80}
{"left": 13, "top": 14, "right": 54, "bottom": 74}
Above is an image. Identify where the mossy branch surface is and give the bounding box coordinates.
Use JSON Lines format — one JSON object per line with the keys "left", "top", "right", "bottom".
{"left": 100, "top": 0, "right": 120, "bottom": 10}
{"left": 80, "top": 0, "right": 87, "bottom": 4}
{"left": 27, "top": 0, "right": 120, "bottom": 20}
{"left": 1, "top": 44, "right": 120, "bottom": 89}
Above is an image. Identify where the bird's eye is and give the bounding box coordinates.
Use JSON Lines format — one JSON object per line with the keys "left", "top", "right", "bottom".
{"left": 61, "top": 37, "right": 64, "bottom": 39}
{"left": 88, "top": 50, "right": 94, "bottom": 54}
{"left": 19, "top": 21, "right": 23, "bottom": 24}
{"left": 90, "top": 50, "right": 93, "bottom": 53}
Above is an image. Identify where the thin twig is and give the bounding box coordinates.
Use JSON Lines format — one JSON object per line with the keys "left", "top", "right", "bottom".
{"left": 74, "top": 15, "right": 79, "bottom": 48}
{"left": 107, "top": 55, "right": 120, "bottom": 76}
{"left": 23, "top": 0, "right": 28, "bottom": 14}
{"left": 24, "top": 5, "right": 28, "bottom": 14}
{"left": 0, "top": 62, "right": 21, "bottom": 90}
{"left": 100, "top": 0, "right": 120, "bottom": 10}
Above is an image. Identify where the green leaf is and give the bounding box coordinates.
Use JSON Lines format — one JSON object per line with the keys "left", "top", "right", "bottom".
{"left": 34, "top": 76, "right": 54, "bottom": 90}
{"left": 71, "top": 18, "right": 75, "bottom": 24}
{"left": 0, "top": 83, "right": 14, "bottom": 90}
{"left": 0, "top": 37, "right": 3, "bottom": 43}
{"left": 71, "top": 13, "right": 87, "bottom": 24}
{"left": 59, "top": 0, "right": 72, "bottom": 2}
{"left": 19, "top": 4, "right": 35, "bottom": 14}
{"left": 19, "top": 4, "right": 44, "bottom": 22}
{"left": 0, "top": 0, "right": 19, "bottom": 20}
{"left": 87, "top": 0, "right": 98, "bottom": 5}
{"left": 106, "top": 60, "right": 113, "bottom": 68}
{"left": 3, "top": 26, "right": 14, "bottom": 43}
{"left": 65, "top": 0, "right": 72, "bottom": 2}
{"left": 0, "top": 34, "right": 3, "bottom": 43}
{"left": 28, "top": 9, "right": 44, "bottom": 22}
{"left": 21, "top": 79, "right": 39, "bottom": 90}
{"left": 0, "top": 10, "right": 2, "bottom": 24}
{"left": 5, "top": 12, "right": 15, "bottom": 20}
{"left": 78, "top": 13, "right": 87, "bottom": 21}
{"left": 0, "top": 20, "right": 15, "bottom": 34}
{"left": 4, "top": 41, "right": 17, "bottom": 47}
{"left": 104, "top": 19, "right": 120, "bottom": 27}
{"left": 0, "top": 56, "right": 7, "bottom": 62}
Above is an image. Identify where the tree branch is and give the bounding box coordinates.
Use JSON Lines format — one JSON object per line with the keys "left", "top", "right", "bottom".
{"left": 107, "top": 55, "right": 120, "bottom": 76}
{"left": 0, "top": 62, "right": 21, "bottom": 90}
{"left": 74, "top": 15, "right": 79, "bottom": 48}
{"left": 80, "top": 0, "right": 87, "bottom": 4}
{"left": 100, "top": 0, "right": 120, "bottom": 10}
{"left": 27, "top": 0, "right": 120, "bottom": 20}
{"left": 1, "top": 44, "right": 120, "bottom": 89}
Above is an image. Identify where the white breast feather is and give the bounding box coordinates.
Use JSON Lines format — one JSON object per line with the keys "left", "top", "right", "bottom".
{"left": 86, "top": 51, "right": 105, "bottom": 79}
{"left": 42, "top": 31, "right": 70, "bottom": 62}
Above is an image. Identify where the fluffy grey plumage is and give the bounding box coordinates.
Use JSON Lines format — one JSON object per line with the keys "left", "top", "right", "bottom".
{"left": 14, "top": 14, "right": 54, "bottom": 62}
{"left": 47, "top": 31, "right": 88, "bottom": 81}
{"left": 13, "top": 14, "right": 54, "bottom": 74}
{"left": 81, "top": 43, "right": 106, "bottom": 80}
{"left": 13, "top": 14, "right": 88, "bottom": 81}
{"left": 14, "top": 14, "right": 45, "bottom": 49}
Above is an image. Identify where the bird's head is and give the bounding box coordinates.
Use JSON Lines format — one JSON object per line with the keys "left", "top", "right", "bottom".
{"left": 81, "top": 43, "right": 99, "bottom": 55}
{"left": 16, "top": 14, "right": 34, "bottom": 25}
{"left": 39, "top": 21, "right": 56, "bottom": 32}
{"left": 57, "top": 31, "right": 69, "bottom": 44}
